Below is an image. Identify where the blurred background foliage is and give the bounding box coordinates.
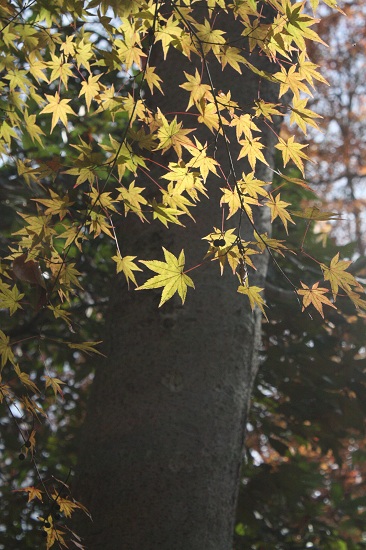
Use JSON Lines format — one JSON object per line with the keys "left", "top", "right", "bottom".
{"left": 235, "top": 2, "right": 366, "bottom": 548}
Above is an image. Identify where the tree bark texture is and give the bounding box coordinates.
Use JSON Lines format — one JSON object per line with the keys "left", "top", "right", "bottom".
{"left": 75, "top": 6, "right": 281, "bottom": 549}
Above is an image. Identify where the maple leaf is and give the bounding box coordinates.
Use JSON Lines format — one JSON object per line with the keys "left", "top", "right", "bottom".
{"left": 231, "top": 114, "right": 261, "bottom": 140}
{"left": 298, "top": 281, "right": 336, "bottom": 318}
{"left": 220, "top": 187, "right": 258, "bottom": 221}
{"left": 47, "top": 53, "right": 73, "bottom": 87}
{"left": 117, "top": 181, "right": 148, "bottom": 221}
{"left": 145, "top": 66, "right": 164, "bottom": 95}
{"left": 40, "top": 92, "right": 76, "bottom": 133}
{"left": 155, "top": 109, "right": 194, "bottom": 157}
{"left": 290, "top": 97, "right": 321, "bottom": 135}
{"left": 14, "top": 364, "right": 40, "bottom": 394}
{"left": 0, "top": 330, "right": 15, "bottom": 368}
{"left": 0, "top": 120, "right": 18, "bottom": 145}
{"left": 24, "top": 110, "right": 45, "bottom": 145}
{"left": 321, "top": 253, "right": 362, "bottom": 300}
{"left": 112, "top": 253, "right": 142, "bottom": 288}
{"left": 34, "top": 190, "right": 74, "bottom": 220}
{"left": 297, "top": 51, "right": 329, "bottom": 87}
{"left": 218, "top": 45, "right": 244, "bottom": 73}
{"left": 27, "top": 51, "right": 48, "bottom": 82}
{"left": 161, "top": 162, "right": 206, "bottom": 199}
{"left": 53, "top": 495, "right": 80, "bottom": 518}
{"left": 87, "top": 187, "right": 118, "bottom": 213}
{"left": 197, "top": 100, "right": 220, "bottom": 133}
{"left": 154, "top": 15, "right": 182, "bottom": 59}
{"left": 60, "top": 35, "right": 76, "bottom": 57}
{"left": 237, "top": 281, "right": 268, "bottom": 320}
{"left": 0, "top": 282, "right": 24, "bottom": 315}
{"left": 44, "top": 375, "right": 65, "bottom": 398}
{"left": 238, "top": 172, "right": 269, "bottom": 199}
{"left": 137, "top": 248, "right": 194, "bottom": 306}
{"left": 150, "top": 199, "right": 185, "bottom": 227}
{"left": 266, "top": 193, "right": 295, "bottom": 234}
{"left": 346, "top": 291, "right": 366, "bottom": 312}
{"left": 253, "top": 99, "right": 283, "bottom": 122}
{"left": 14, "top": 486, "right": 43, "bottom": 503}
{"left": 161, "top": 183, "right": 196, "bottom": 219}
{"left": 238, "top": 137, "right": 269, "bottom": 170}
{"left": 194, "top": 19, "right": 226, "bottom": 55}
{"left": 291, "top": 206, "right": 340, "bottom": 220}
{"left": 79, "top": 74, "right": 102, "bottom": 110}
{"left": 185, "top": 138, "right": 219, "bottom": 182}
{"left": 281, "top": 0, "right": 327, "bottom": 49}
{"left": 75, "top": 38, "right": 93, "bottom": 71}
{"left": 179, "top": 69, "right": 210, "bottom": 109}
{"left": 220, "top": 188, "right": 241, "bottom": 218}
{"left": 275, "top": 136, "right": 311, "bottom": 176}
{"left": 310, "top": 0, "right": 345, "bottom": 14}
{"left": 203, "top": 228, "right": 244, "bottom": 274}
{"left": 274, "top": 64, "right": 312, "bottom": 99}
{"left": 68, "top": 341, "right": 104, "bottom": 356}
{"left": 4, "top": 69, "right": 29, "bottom": 92}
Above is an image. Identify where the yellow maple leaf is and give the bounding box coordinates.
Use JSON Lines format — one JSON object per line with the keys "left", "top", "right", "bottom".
{"left": 47, "top": 53, "right": 73, "bottom": 87}
{"left": 194, "top": 19, "right": 226, "bottom": 55}
{"left": 155, "top": 109, "right": 194, "bottom": 157}
{"left": 137, "top": 248, "right": 194, "bottom": 306}
{"left": 79, "top": 74, "right": 102, "bottom": 110}
{"left": 274, "top": 64, "right": 312, "bottom": 99}
{"left": 34, "top": 189, "right": 74, "bottom": 220}
{"left": 24, "top": 110, "right": 45, "bottom": 145}
{"left": 218, "top": 45, "right": 244, "bottom": 73}
{"left": 197, "top": 99, "right": 220, "bottom": 133}
{"left": 112, "top": 253, "right": 142, "bottom": 288}
{"left": 290, "top": 97, "right": 321, "bottom": 135}
{"left": 179, "top": 69, "right": 210, "bottom": 109}
{"left": 14, "top": 364, "right": 40, "bottom": 394}
{"left": 298, "top": 281, "right": 336, "bottom": 318}
{"left": 237, "top": 281, "right": 268, "bottom": 320}
{"left": 231, "top": 114, "right": 261, "bottom": 140}
{"left": 238, "top": 137, "right": 269, "bottom": 170}
{"left": 40, "top": 92, "right": 76, "bottom": 133}
{"left": 117, "top": 181, "right": 148, "bottom": 221}
{"left": 220, "top": 187, "right": 258, "bottom": 221}
{"left": 266, "top": 193, "right": 295, "bottom": 234}
{"left": 321, "top": 253, "right": 363, "bottom": 300}
{"left": 238, "top": 172, "right": 268, "bottom": 199}
{"left": 145, "top": 66, "right": 164, "bottom": 95}
{"left": 185, "top": 138, "right": 218, "bottom": 182}
{"left": 275, "top": 136, "right": 311, "bottom": 176}
{"left": 44, "top": 375, "right": 65, "bottom": 398}
{"left": 14, "top": 486, "right": 43, "bottom": 503}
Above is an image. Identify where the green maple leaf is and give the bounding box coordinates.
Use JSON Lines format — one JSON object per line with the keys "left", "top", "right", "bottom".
{"left": 137, "top": 248, "right": 194, "bottom": 306}
{"left": 0, "top": 282, "right": 24, "bottom": 315}
{"left": 0, "top": 330, "right": 15, "bottom": 368}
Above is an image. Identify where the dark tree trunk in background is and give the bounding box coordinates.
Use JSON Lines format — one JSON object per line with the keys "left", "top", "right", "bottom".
{"left": 75, "top": 6, "right": 281, "bottom": 549}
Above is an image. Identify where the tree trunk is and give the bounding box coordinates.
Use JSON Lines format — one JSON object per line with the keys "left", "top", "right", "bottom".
{"left": 75, "top": 7, "right": 281, "bottom": 549}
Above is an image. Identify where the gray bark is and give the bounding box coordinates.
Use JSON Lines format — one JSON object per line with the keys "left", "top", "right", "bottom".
{"left": 75, "top": 6, "right": 281, "bottom": 549}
